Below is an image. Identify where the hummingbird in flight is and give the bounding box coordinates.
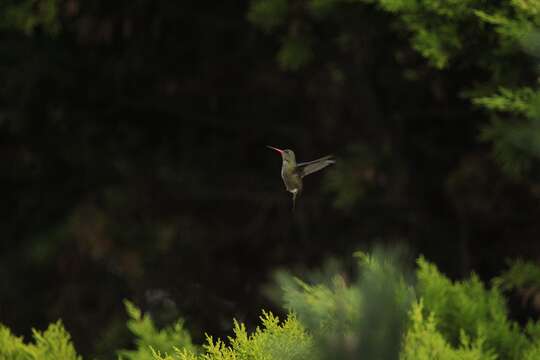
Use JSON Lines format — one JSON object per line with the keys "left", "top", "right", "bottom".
{"left": 267, "top": 146, "right": 336, "bottom": 209}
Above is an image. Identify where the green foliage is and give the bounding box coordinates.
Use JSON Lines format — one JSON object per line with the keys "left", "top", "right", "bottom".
{"left": 494, "top": 259, "right": 540, "bottom": 291}
{"left": 247, "top": 0, "right": 289, "bottom": 32}
{"left": 524, "top": 344, "right": 540, "bottom": 360}
{"left": 493, "top": 259, "right": 540, "bottom": 352}
{"left": 402, "top": 301, "right": 496, "bottom": 360}
{"left": 0, "top": 320, "right": 81, "bottom": 360}
{"left": 152, "top": 251, "right": 540, "bottom": 360}
{"left": 248, "top": 0, "right": 369, "bottom": 70}
{"left": 372, "top": 0, "right": 540, "bottom": 175}
{"left": 479, "top": 115, "right": 540, "bottom": 175}
{"left": 375, "top": 0, "right": 538, "bottom": 68}
{"left": 118, "top": 300, "right": 197, "bottom": 360}
{"left": 0, "top": 0, "right": 60, "bottom": 34}
{"left": 409, "top": 24, "right": 460, "bottom": 69}
{"left": 374, "top": 0, "right": 477, "bottom": 68}
{"left": 2, "top": 253, "right": 540, "bottom": 360}
{"left": 308, "top": 0, "right": 340, "bottom": 19}
{"left": 248, "top": 0, "right": 540, "bottom": 176}
{"left": 151, "top": 251, "right": 540, "bottom": 360}
{"left": 416, "top": 257, "right": 534, "bottom": 360}
{"left": 473, "top": 87, "right": 537, "bottom": 115}
{"left": 276, "top": 270, "right": 362, "bottom": 332}
{"left": 276, "top": 249, "right": 414, "bottom": 359}
{"left": 153, "top": 311, "right": 313, "bottom": 360}
{"left": 277, "top": 36, "right": 313, "bottom": 71}
{"left": 471, "top": 88, "right": 540, "bottom": 174}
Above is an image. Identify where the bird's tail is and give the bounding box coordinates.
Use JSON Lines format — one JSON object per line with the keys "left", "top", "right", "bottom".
{"left": 292, "top": 192, "right": 297, "bottom": 211}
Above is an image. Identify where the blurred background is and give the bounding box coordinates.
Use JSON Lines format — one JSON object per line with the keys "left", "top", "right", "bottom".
{"left": 3, "top": 0, "right": 540, "bottom": 358}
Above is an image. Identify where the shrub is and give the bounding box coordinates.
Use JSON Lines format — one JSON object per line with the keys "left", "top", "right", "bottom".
{"left": 0, "top": 320, "right": 81, "bottom": 360}
{"left": 152, "top": 311, "right": 313, "bottom": 360}
{"left": 118, "top": 300, "right": 197, "bottom": 360}
{"left": 2, "top": 252, "right": 540, "bottom": 360}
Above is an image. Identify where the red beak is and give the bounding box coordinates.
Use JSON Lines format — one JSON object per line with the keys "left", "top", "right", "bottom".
{"left": 266, "top": 145, "right": 283, "bottom": 154}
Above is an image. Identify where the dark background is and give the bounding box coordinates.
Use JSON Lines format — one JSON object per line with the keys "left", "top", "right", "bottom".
{"left": 2, "top": 1, "right": 540, "bottom": 358}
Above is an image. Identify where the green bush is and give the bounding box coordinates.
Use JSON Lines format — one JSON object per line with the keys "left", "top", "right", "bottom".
{"left": 153, "top": 250, "right": 540, "bottom": 360}
{"left": 1, "top": 252, "right": 540, "bottom": 360}
{"left": 0, "top": 320, "right": 81, "bottom": 360}
{"left": 274, "top": 250, "right": 414, "bottom": 360}
{"left": 416, "top": 257, "right": 531, "bottom": 359}
{"left": 153, "top": 311, "right": 313, "bottom": 360}
{"left": 402, "top": 301, "right": 496, "bottom": 360}
{"left": 118, "top": 300, "right": 197, "bottom": 360}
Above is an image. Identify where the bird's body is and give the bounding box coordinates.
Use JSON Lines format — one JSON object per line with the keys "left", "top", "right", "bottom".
{"left": 267, "top": 146, "right": 335, "bottom": 209}
{"left": 281, "top": 166, "right": 302, "bottom": 194}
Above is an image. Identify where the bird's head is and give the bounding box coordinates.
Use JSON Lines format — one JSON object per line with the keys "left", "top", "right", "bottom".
{"left": 266, "top": 146, "right": 296, "bottom": 164}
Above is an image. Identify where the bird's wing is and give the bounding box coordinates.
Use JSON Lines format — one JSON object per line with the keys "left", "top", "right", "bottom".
{"left": 297, "top": 155, "right": 336, "bottom": 178}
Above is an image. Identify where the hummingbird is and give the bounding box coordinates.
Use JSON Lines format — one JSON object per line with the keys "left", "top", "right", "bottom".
{"left": 267, "top": 146, "right": 336, "bottom": 209}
